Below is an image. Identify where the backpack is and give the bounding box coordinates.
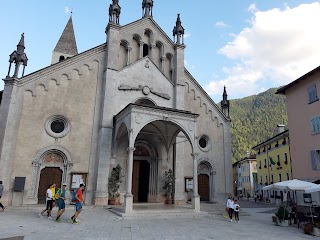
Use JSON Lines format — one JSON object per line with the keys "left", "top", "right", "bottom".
{"left": 71, "top": 189, "right": 78, "bottom": 202}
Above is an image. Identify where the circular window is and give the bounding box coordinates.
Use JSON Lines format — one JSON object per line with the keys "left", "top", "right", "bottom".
{"left": 51, "top": 120, "right": 65, "bottom": 133}
{"left": 199, "top": 137, "right": 207, "bottom": 148}
{"left": 198, "top": 135, "right": 212, "bottom": 152}
{"left": 45, "top": 115, "right": 70, "bottom": 138}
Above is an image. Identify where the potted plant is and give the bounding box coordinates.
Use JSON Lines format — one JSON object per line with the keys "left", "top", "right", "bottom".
{"left": 273, "top": 205, "right": 290, "bottom": 226}
{"left": 303, "top": 222, "right": 314, "bottom": 235}
{"left": 313, "top": 222, "right": 320, "bottom": 237}
{"left": 108, "top": 164, "right": 123, "bottom": 205}
{"left": 163, "top": 169, "right": 174, "bottom": 204}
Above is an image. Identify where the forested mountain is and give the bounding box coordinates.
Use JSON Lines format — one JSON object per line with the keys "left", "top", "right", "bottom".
{"left": 229, "top": 88, "right": 288, "bottom": 163}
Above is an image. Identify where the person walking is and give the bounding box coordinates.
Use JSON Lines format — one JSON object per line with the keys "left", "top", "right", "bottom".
{"left": 234, "top": 199, "right": 240, "bottom": 223}
{"left": 55, "top": 183, "right": 67, "bottom": 222}
{"left": 0, "top": 181, "right": 5, "bottom": 211}
{"left": 254, "top": 192, "right": 257, "bottom": 203}
{"left": 51, "top": 183, "right": 56, "bottom": 208}
{"left": 39, "top": 184, "right": 54, "bottom": 219}
{"left": 226, "top": 195, "right": 234, "bottom": 222}
{"left": 71, "top": 183, "right": 85, "bottom": 224}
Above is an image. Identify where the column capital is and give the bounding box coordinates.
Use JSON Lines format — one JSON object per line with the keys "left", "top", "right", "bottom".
{"left": 127, "top": 147, "right": 136, "bottom": 152}
{"left": 191, "top": 153, "right": 198, "bottom": 158}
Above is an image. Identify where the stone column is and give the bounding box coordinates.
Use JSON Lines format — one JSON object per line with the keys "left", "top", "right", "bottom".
{"left": 125, "top": 146, "right": 135, "bottom": 214}
{"left": 139, "top": 41, "right": 144, "bottom": 59}
{"left": 191, "top": 153, "right": 200, "bottom": 211}
{"left": 174, "top": 134, "right": 185, "bottom": 204}
{"left": 127, "top": 47, "right": 132, "bottom": 65}
{"left": 161, "top": 56, "right": 166, "bottom": 72}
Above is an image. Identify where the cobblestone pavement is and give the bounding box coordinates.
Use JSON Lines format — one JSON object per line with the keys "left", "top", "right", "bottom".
{"left": 0, "top": 203, "right": 311, "bottom": 240}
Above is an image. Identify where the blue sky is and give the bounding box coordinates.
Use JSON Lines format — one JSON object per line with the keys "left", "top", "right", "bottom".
{"left": 1, "top": 0, "right": 319, "bottom": 102}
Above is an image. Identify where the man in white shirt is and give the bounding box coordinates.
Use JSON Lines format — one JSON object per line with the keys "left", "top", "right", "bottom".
{"left": 39, "top": 183, "right": 54, "bottom": 219}
{"left": 226, "top": 196, "right": 234, "bottom": 222}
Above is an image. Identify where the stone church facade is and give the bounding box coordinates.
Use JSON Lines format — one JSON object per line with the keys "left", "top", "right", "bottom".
{"left": 0, "top": 0, "right": 231, "bottom": 213}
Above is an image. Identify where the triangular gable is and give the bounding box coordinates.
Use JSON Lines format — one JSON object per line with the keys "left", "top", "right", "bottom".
{"left": 119, "top": 17, "right": 175, "bottom": 47}
{"left": 119, "top": 56, "right": 173, "bottom": 84}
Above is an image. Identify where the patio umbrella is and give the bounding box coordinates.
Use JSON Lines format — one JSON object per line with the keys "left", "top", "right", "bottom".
{"left": 305, "top": 184, "right": 320, "bottom": 193}
{"left": 271, "top": 179, "right": 318, "bottom": 191}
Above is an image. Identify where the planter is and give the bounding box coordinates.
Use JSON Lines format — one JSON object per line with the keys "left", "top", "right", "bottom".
{"left": 277, "top": 220, "right": 289, "bottom": 227}
{"left": 313, "top": 227, "right": 320, "bottom": 237}
{"left": 272, "top": 215, "right": 289, "bottom": 227}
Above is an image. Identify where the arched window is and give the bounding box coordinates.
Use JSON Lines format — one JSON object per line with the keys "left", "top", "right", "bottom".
{"left": 143, "top": 44, "right": 149, "bottom": 57}
{"left": 59, "top": 55, "right": 65, "bottom": 62}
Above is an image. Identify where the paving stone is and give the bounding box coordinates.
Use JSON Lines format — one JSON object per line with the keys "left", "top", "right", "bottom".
{"left": 0, "top": 203, "right": 313, "bottom": 240}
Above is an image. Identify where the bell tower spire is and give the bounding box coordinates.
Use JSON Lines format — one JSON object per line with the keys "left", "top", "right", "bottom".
{"left": 6, "top": 33, "right": 28, "bottom": 78}
{"left": 173, "top": 14, "right": 185, "bottom": 45}
{"left": 109, "top": 0, "right": 121, "bottom": 24}
{"left": 221, "top": 86, "right": 230, "bottom": 118}
{"left": 142, "top": 0, "right": 154, "bottom": 18}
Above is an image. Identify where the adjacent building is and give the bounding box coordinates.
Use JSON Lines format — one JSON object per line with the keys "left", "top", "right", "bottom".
{"left": 233, "top": 152, "right": 257, "bottom": 198}
{"left": 252, "top": 126, "right": 293, "bottom": 202}
{"left": 276, "top": 67, "right": 320, "bottom": 184}
{"left": 0, "top": 1, "right": 232, "bottom": 213}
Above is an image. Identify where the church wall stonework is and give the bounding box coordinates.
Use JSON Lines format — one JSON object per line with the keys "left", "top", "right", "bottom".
{"left": 0, "top": 2, "right": 231, "bottom": 207}
{"left": 7, "top": 51, "right": 104, "bottom": 205}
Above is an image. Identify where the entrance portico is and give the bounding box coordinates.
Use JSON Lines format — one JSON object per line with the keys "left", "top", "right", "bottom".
{"left": 113, "top": 103, "right": 200, "bottom": 214}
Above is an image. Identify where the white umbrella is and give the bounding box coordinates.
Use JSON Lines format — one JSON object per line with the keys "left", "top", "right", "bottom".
{"left": 272, "top": 179, "right": 318, "bottom": 191}
{"left": 305, "top": 184, "right": 320, "bottom": 193}
{"left": 262, "top": 184, "right": 274, "bottom": 191}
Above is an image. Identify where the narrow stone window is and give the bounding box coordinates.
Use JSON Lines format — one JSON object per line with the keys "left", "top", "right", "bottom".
{"left": 59, "top": 55, "right": 65, "bottom": 62}
{"left": 143, "top": 44, "right": 149, "bottom": 57}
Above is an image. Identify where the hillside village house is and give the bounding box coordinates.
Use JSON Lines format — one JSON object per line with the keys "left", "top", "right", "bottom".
{"left": 276, "top": 65, "right": 320, "bottom": 205}
{"left": 252, "top": 125, "right": 293, "bottom": 204}
{"left": 0, "top": 1, "right": 232, "bottom": 213}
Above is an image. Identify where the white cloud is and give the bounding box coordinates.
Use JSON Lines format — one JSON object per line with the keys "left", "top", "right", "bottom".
{"left": 215, "top": 21, "right": 229, "bottom": 28}
{"left": 206, "top": 2, "right": 320, "bottom": 100}
{"left": 64, "top": 7, "right": 71, "bottom": 14}
{"left": 184, "top": 32, "right": 191, "bottom": 39}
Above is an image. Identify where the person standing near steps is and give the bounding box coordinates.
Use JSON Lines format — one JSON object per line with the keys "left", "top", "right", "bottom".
{"left": 71, "top": 183, "right": 85, "bottom": 224}
{"left": 0, "top": 181, "right": 5, "bottom": 211}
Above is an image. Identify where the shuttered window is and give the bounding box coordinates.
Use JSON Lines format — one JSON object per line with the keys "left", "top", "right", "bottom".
{"left": 311, "top": 116, "right": 320, "bottom": 134}
{"left": 308, "top": 84, "right": 318, "bottom": 103}
{"left": 310, "top": 150, "right": 320, "bottom": 170}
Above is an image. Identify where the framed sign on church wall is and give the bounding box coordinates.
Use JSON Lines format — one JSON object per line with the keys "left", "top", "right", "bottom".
{"left": 70, "top": 173, "right": 87, "bottom": 190}
{"left": 185, "top": 177, "right": 193, "bottom": 192}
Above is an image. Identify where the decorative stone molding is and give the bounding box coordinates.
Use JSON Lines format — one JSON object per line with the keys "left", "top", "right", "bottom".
{"left": 28, "top": 146, "right": 73, "bottom": 200}
{"left": 197, "top": 134, "right": 212, "bottom": 152}
{"left": 45, "top": 115, "right": 71, "bottom": 138}
{"left": 118, "top": 84, "right": 170, "bottom": 100}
